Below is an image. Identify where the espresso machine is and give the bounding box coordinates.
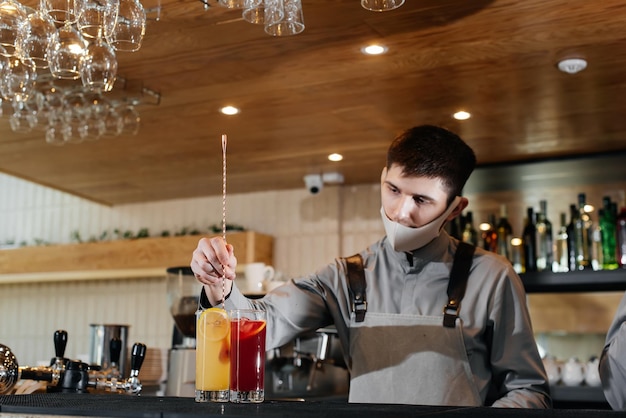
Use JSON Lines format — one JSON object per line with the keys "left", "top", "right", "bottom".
{"left": 165, "top": 266, "right": 201, "bottom": 397}
{"left": 265, "top": 327, "right": 349, "bottom": 400}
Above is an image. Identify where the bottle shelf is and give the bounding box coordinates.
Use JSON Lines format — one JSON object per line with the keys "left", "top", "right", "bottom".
{"left": 550, "top": 385, "right": 608, "bottom": 408}
{"left": 521, "top": 268, "right": 626, "bottom": 293}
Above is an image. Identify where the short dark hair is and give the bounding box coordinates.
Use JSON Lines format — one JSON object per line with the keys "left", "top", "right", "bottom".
{"left": 386, "top": 125, "right": 476, "bottom": 201}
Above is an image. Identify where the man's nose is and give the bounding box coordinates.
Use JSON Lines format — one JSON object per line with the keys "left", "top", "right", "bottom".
{"left": 395, "top": 196, "right": 414, "bottom": 222}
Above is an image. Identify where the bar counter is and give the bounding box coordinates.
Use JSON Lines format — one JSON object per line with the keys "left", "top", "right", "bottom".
{"left": 1, "top": 394, "right": 624, "bottom": 418}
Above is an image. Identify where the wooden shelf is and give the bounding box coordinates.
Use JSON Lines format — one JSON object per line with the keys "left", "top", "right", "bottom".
{"left": 0, "top": 231, "right": 273, "bottom": 284}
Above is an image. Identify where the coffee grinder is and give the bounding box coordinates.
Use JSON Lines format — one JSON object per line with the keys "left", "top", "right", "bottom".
{"left": 165, "top": 266, "right": 201, "bottom": 397}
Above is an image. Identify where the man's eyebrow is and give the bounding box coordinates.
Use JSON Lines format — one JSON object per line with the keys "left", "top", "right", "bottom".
{"left": 383, "top": 180, "right": 437, "bottom": 202}
{"left": 383, "top": 180, "right": 396, "bottom": 188}
{"left": 412, "top": 194, "right": 436, "bottom": 203}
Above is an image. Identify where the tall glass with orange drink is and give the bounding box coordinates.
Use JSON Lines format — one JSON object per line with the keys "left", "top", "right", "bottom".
{"left": 195, "top": 308, "right": 230, "bottom": 402}
{"left": 229, "top": 309, "right": 266, "bottom": 403}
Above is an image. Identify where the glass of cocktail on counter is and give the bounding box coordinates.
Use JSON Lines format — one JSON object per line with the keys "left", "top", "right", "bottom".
{"left": 229, "top": 309, "right": 266, "bottom": 403}
{"left": 195, "top": 308, "right": 230, "bottom": 402}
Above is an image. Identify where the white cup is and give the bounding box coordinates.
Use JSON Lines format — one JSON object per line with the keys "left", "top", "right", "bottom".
{"left": 584, "top": 357, "right": 601, "bottom": 387}
{"left": 561, "top": 357, "right": 585, "bottom": 387}
{"left": 244, "top": 263, "right": 275, "bottom": 292}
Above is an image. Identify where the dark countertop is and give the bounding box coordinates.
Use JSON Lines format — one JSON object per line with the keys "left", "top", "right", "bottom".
{"left": 1, "top": 394, "right": 625, "bottom": 418}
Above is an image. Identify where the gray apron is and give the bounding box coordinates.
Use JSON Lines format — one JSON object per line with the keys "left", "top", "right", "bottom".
{"left": 348, "top": 313, "right": 481, "bottom": 405}
{"left": 345, "top": 242, "right": 481, "bottom": 406}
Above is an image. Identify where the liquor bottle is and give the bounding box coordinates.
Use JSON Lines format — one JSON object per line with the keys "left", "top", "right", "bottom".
{"left": 496, "top": 204, "right": 513, "bottom": 262}
{"left": 461, "top": 211, "right": 478, "bottom": 246}
{"left": 481, "top": 214, "right": 498, "bottom": 253}
{"left": 600, "top": 197, "right": 618, "bottom": 270}
{"left": 554, "top": 212, "right": 569, "bottom": 272}
{"left": 566, "top": 204, "right": 578, "bottom": 272}
{"left": 574, "top": 193, "right": 592, "bottom": 270}
{"left": 522, "top": 207, "right": 537, "bottom": 272}
{"left": 618, "top": 205, "right": 626, "bottom": 269}
{"left": 535, "top": 200, "right": 553, "bottom": 272}
{"left": 591, "top": 211, "right": 603, "bottom": 271}
{"left": 511, "top": 237, "right": 525, "bottom": 274}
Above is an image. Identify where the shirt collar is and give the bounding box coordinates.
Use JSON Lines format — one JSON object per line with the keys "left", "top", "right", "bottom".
{"left": 383, "top": 230, "right": 451, "bottom": 267}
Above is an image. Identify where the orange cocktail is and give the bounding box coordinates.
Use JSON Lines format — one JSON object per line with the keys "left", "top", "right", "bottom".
{"left": 195, "top": 308, "right": 230, "bottom": 402}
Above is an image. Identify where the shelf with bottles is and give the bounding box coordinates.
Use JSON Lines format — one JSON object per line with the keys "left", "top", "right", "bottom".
{"left": 521, "top": 268, "right": 626, "bottom": 293}
{"left": 454, "top": 191, "right": 626, "bottom": 284}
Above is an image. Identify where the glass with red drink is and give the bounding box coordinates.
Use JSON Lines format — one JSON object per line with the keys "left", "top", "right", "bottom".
{"left": 229, "top": 309, "right": 266, "bottom": 403}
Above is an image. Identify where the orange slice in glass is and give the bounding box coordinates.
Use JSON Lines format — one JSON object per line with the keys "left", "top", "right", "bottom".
{"left": 234, "top": 318, "right": 266, "bottom": 340}
{"left": 197, "top": 308, "right": 230, "bottom": 341}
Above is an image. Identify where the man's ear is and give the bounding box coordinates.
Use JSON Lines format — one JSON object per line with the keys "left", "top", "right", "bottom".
{"left": 380, "top": 167, "right": 387, "bottom": 184}
{"left": 447, "top": 197, "right": 468, "bottom": 221}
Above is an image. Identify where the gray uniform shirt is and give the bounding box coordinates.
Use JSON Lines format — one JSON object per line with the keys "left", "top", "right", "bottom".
{"left": 202, "top": 232, "right": 550, "bottom": 408}
{"left": 600, "top": 292, "right": 626, "bottom": 410}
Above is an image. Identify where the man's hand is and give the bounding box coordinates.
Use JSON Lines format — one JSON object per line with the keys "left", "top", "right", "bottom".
{"left": 191, "top": 237, "right": 237, "bottom": 305}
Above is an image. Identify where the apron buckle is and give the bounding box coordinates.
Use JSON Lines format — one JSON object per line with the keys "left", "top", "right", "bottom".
{"left": 352, "top": 300, "right": 367, "bottom": 322}
{"left": 443, "top": 300, "right": 459, "bottom": 328}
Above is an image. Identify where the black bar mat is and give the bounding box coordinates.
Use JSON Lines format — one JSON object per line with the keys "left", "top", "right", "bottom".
{"left": 1, "top": 394, "right": 624, "bottom": 418}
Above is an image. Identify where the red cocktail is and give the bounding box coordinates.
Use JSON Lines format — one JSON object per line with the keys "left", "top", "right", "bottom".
{"left": 229, "top": 310, "right": 266, "bottom": 403}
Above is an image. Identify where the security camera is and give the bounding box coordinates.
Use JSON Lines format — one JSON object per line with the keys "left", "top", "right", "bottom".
{"left": 304, "top": 174, "right": 323, "bottom": 194}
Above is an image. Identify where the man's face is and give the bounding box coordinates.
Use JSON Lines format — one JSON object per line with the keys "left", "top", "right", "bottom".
{"left": 381, "top": 164, "right": 451, "bottom": 228}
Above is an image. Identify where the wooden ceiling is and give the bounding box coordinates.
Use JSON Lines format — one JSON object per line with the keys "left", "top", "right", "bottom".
{"left": 1, "top": 0, "right": 625, "bottom": 205}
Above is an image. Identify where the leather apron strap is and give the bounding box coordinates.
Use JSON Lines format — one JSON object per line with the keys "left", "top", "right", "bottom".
{"left": 443, "top": 242, "right": 476, "bottom": 327}
{"left": 345, "top": 254, "right": 366, "bottom": 322}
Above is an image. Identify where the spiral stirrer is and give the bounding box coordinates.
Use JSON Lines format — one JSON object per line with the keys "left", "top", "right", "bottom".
{"left": 221, "top": 134, "right": 227, "bottom": 308}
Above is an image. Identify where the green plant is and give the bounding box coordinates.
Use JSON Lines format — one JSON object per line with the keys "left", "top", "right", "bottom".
{"left": 70, "top": 230, "right": 83, "bottom": 243}
{"left": 209, "top": 223, "right": 245, "bottom": 233}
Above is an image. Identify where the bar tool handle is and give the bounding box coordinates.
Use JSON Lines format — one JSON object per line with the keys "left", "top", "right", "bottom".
{"left": 54, "top": 330, "right": 68, "bottom": 358}
{"left": 109, "top": 338, "right": 122, "bottom": 365}
{"left": 130, "top": 343, "right": 146, "bottom": 375}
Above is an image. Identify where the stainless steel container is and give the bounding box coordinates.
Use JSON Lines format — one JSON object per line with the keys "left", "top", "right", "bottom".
{"left": 89, "top": 324, "right": 129, "bottom": 378}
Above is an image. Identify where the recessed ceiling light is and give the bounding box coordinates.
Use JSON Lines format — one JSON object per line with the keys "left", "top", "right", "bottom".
{"left": 557, "top": 58, "right": 587, "bottom": 74}
{"left": 453, "top": 111, "right": 471, "bottom": 120}
{"left": 220, "top": 106, "right": 240, "bottom": 115}
{"left": 328, "top": 153, "right": 343, "bottom": 162}
{"left": 361, "top": 44, "right": 388, "bottom": 55}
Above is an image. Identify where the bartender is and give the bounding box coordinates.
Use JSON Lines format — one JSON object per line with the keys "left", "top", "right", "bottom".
{"left": 191, "top": 125, "right": 551, "bottom": 408}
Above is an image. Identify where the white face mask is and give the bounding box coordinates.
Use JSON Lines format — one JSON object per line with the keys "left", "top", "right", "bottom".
{"left": 381, "top": 196, "right": 462, "bottom": 252}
